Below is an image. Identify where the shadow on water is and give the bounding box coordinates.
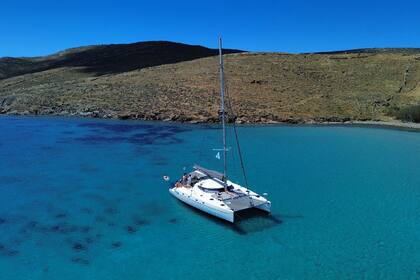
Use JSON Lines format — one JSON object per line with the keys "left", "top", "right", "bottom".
{"left": 173, "top": 199, "right": 282, "bottom": 235}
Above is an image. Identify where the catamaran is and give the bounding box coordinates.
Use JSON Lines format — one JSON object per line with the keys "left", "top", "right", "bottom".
{"left": 169, "top": 38, "right": 271, "bottom": 223}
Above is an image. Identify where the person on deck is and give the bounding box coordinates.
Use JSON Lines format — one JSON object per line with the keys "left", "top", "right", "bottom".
{"left": 187, "top": 174, "right": 192, "bottom": 186}
{"left": 181, "top": 173, "right": 187, "bottom": 185}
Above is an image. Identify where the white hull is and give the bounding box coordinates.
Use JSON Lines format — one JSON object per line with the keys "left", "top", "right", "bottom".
{"left": 170, "top": 188, "right": 235, "bottom": 222}
{"left": 169, "top": 167, "right": 271, "bottom": 223}
{"left": 255, "top": 201, "right": 271, "bottom": 212}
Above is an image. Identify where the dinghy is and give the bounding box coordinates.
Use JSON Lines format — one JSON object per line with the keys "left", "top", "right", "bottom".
{"left": 169, "top": 38, "right": 271, "bottom": 223}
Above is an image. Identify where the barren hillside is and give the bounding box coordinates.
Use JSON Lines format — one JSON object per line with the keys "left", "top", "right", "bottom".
{"left": 1, "top": 42, "right": 420, "bottom": 123}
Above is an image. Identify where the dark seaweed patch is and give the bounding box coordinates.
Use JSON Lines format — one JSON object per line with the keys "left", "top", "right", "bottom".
{"left": 78, "top": 122, "right": 192, "bottom": 135}
{"left": 23, "top": 221, "right": 92, "bottom": 236}
{"left": 132, "top": 217, "right": 150, "bottom": 226}
{"left": 71, "top": 257, "right": 90, "bottom": 266}
{"left": 55, "top": 213, "right": 67, "bottom": 219}
{"left": 72, "top": 242, "right": 87, "bottom": 251}
{"left": 168, "top": 218, "right": 178, "bottom": 224}
{"left": 0, "top": 243, "right": 19, "bottom": 257}
{"left": 78, "top": 122, "right": 153, "bottom": 133}
{"left": 125, "top": 226, "right": 137, "bottom": 234}
{"left": 5, "top": 250, "right": 19, "bottom": 256}
{"left": 70, "top": 123, "right": 191, "bottom": 146}
{"left": 0, "top": 218, "right": 5, "bottom": 225}
{"left": 128, "top": 132, "right": 183, "bottom": 145}
{"left": 50, "top": 223, "right": 79, "bottom": 234}
{"left": 111, "top": 241, "right": 122, "bottom": 249}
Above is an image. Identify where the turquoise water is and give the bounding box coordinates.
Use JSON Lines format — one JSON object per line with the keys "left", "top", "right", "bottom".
{"left": 0, "top": 116, "right": 419, "bottom": 279}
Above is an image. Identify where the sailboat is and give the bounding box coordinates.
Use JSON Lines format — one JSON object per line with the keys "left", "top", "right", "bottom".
{"left": 169, "top": 38, "right": 271, "bottom": 223}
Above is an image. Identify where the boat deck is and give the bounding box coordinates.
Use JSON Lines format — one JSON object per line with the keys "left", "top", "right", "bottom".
{"left": 214, "top": 193, "right": 266, "bottom": 211}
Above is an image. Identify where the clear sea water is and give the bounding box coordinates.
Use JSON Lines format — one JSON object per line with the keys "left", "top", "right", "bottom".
{"left": 0, "top": 116, "right": 419, "bottom": 279}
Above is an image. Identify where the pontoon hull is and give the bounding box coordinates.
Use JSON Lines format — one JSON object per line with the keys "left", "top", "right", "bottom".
{"left": 169, "top": 188, "right": 235, "bottom": 222}
{"left": 255, "top": 201, "right": 271, "bottom": 213}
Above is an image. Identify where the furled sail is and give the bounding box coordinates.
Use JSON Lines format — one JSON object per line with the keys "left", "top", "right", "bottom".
{"left": 193, "top": 164, "right": 225, "bottom": 181}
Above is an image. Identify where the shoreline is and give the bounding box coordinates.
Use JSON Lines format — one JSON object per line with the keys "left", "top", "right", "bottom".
{"left": 329, "top": 120, "right": 420, "bottom": 132}
{"left": 1, "top": 113, "right": 420, "bottom": 132}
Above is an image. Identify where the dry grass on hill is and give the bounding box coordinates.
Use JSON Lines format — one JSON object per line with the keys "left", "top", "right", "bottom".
{"left": 1, "top": 43, "right": 420, "bottom": 123}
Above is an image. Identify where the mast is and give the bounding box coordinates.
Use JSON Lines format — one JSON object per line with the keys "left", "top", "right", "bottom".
{"left": 218, "top": 37, "right": 227, "bottom": 182}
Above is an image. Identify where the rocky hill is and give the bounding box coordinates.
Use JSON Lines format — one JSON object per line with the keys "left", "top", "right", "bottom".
{"left": 1, "top": 41, "right": 420, "bottom": 123}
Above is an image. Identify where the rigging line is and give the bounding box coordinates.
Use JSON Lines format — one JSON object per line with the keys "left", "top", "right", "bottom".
{"left": 224, "top": 75, "right": 249, "bottom": 189}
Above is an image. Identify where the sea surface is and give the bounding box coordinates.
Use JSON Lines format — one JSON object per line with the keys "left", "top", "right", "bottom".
{"left": 0, "top": 116, "right": 419, "bottom": 280}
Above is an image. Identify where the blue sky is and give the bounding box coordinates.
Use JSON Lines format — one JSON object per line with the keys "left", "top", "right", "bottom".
{"left": 1, "top": 0, "right": 419, "bottom": 57}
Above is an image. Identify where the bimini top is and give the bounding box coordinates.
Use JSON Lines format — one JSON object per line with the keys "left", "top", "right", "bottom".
{"left": 193, "top": 164, "right": 227, "bottom": 190}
